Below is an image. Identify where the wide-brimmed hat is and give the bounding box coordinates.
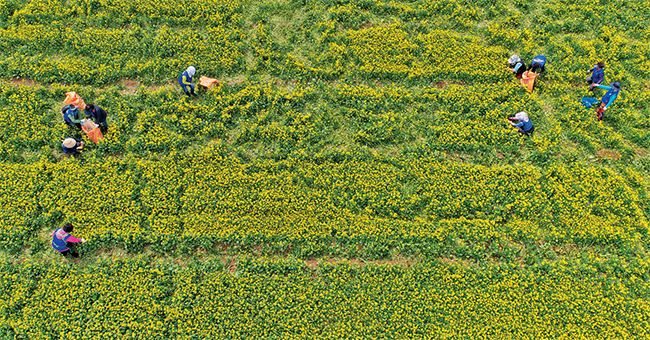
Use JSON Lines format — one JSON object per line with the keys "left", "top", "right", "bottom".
{"left": 611, "top": 82, "right": 621, "bottom": 90}
{"left": 514, "top": 111, "right": 529, "bottom": 122}
{"left": 508, "top": 55, "right": 520, "bottom": 64}
{"left": 63, "top": 138, "right": 77, "bottom": 148}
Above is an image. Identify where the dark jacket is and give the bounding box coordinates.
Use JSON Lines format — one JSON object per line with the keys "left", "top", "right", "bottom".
{"left": 85, "top": 105, "right": 107, "bottom": 124}
{"left": 589, "top": 66, "right": 605, "bottom": 85}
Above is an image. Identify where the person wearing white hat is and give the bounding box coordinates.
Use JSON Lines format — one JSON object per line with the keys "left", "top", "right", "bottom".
{"left": 507, "top": 55, "right": 527, "bottom": 79}
{"left": 62, "top": 137, "right": 83, "bottom": 157}
{"left": 507, "top": 111, "right": 534, "bottom": 135}
{"left": 178, "top": 66, "right": 197, "bottom": 97}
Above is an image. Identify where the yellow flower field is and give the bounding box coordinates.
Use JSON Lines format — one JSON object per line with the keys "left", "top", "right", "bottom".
{"left": 0, "top": 0, "right": 649, "bottom": 337}
{"left": 1, "top": 256, "right": 648, "bottom": 339}
{"left": 0, "top": 155, "right": 646, "bottom": 254}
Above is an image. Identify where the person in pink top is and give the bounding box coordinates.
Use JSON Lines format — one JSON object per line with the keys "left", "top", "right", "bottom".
{"left": 51, "top": 223, "right": 86, "bottom": 258}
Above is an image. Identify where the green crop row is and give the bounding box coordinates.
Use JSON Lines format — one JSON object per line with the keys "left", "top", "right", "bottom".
{"left": 0, "top": 81, "right": 553, "bottom": 160}
{"left": 4, "top": 80, "right": 650, "bottom": 168}
{"left": 2, "top": 0, "right": 650, "bottom": 85}
{"left": 1, "top": 153, "right": 647, "bottom": 256}
{"left": 1, "top": 256, "right": 648, "bottom": 339}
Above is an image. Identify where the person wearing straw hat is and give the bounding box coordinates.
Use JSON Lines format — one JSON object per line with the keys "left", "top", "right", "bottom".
{"left": 178, "top": 66, "right": 197, "bottom": 97}
{"left": 507, "top": 111, "right": 535, "bottom": 136}
{"left": 507, "top": 55, "right": 527, "bottom": 79}
{"left": 595, "top": 82, "right": 621, "bottom": 121}
{"left": 62, "top": 137, "right": 83, "bottom": 157}
{"left": 51, "top": 223, "right": 86, "bottom": 258}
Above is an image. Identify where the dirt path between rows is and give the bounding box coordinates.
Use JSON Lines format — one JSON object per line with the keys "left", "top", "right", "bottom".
{"left": 9, "top": 78, "right": 38, "bottom": 87}
{"left": 5, "top": 77, "right": 177, "bottom": 95}
{"left": 3, "top": 76, "right": 247, "bottom": 94}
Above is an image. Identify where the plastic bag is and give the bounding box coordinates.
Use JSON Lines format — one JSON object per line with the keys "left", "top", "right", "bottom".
{"left": 519, "top": 71, "right": 538, "bottom": 93}
{"left": 81, "top": 119, "right": 96, "bottom": 130}
{"left": 199, "top": 76, "right": 220, "bottom": 89}
{"left": 63, "top": 92, "right": 86, "bottom": 110}
{"left": 82, "top": 121, "right": 104, "bottom": 143}
{"left": 581, "top": 97, "right": 599, "bottom": 108}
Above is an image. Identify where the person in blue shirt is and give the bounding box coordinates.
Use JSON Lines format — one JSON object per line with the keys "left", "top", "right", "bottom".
{"left": 62, "top": 137, "right": 83, "bottom": 157}
{"left": 62, "top": 105, "right": 87, "bottom": 130}
{"left": 586, "top": 61, "right": 605, "bottom": 91}
{"left": 178, "top": 66, "right": 197, "bottom": 97}
{"left": 595, "top": 82, "right": 621, "bottom": 121}
{"left": 507, "top": 55, "right": 527, "bottom": 79}
{"left": 507, "top": 111, "right": 534, "bottom": 135}
{"left": 530, "top": 55, "right": 546, "bottom": 73}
